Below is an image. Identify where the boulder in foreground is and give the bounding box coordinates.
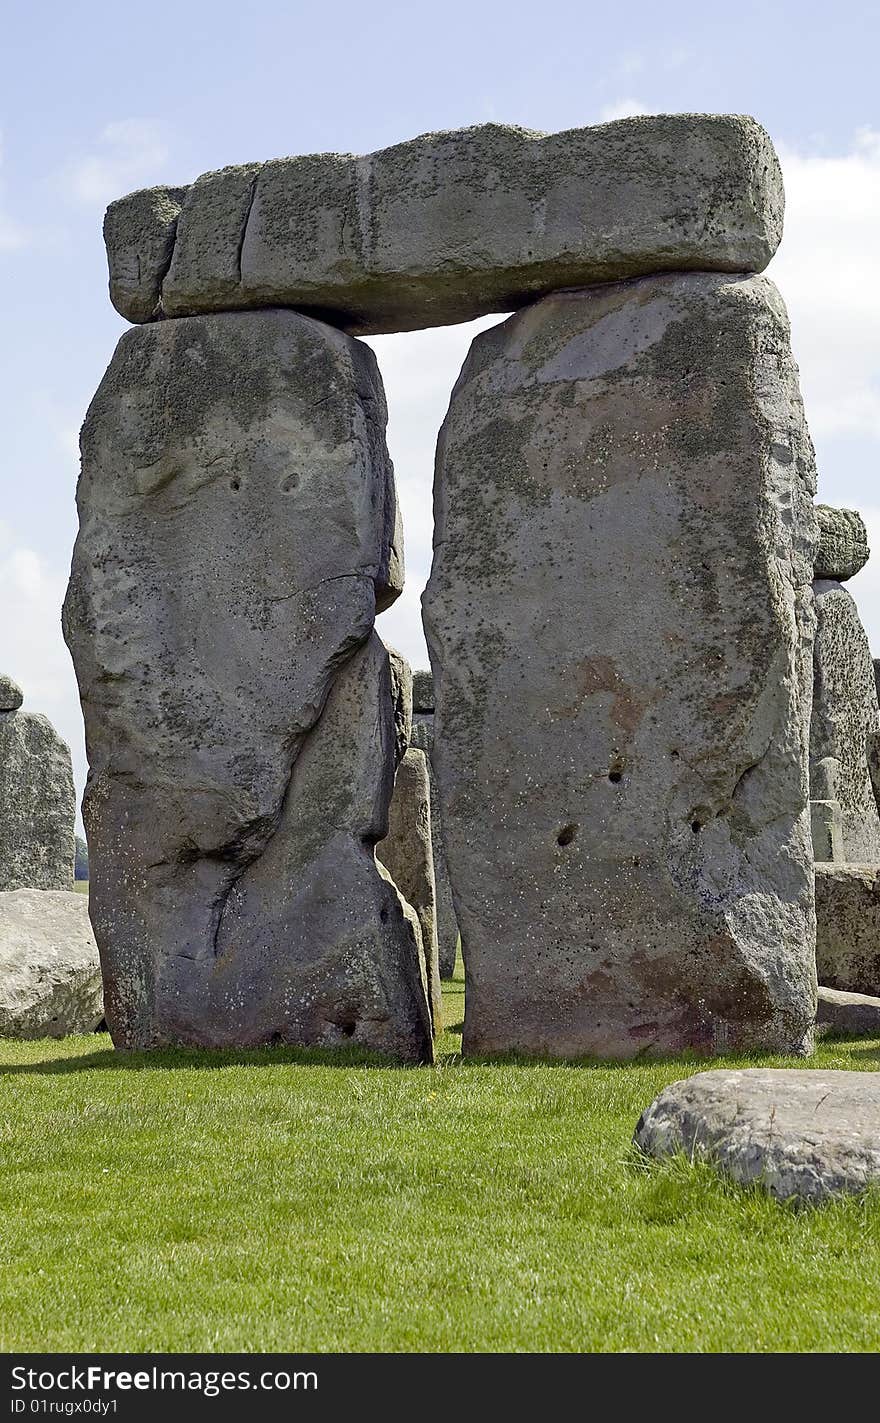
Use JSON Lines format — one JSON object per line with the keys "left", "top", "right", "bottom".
{"left": 635, "top": 1068, "right": 880, "bottom": 1201}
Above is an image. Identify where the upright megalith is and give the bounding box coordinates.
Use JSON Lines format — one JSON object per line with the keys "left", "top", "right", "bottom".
{"left": 378, "top": 747, "right": 442, "bottom": 1031}
{"left": 64, "top": 307, "right": 431, "bottom": 1058}
{"left": 105, "top": 116, "right": 783, "bottom": 334}
{"left": 409, "top": 670, "right": 458, "bottom": 977}
{"left": 0, "top": 678, "right": 75, "bottom": 890}
{"left": 809, "top": 506, "right": 880, "bottom": 863}
{"left": 424, "top": 272, "right": 818, "bottom": 1059}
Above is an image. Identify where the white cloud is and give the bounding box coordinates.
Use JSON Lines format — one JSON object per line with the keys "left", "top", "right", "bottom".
{"left": 597, "top": 98, "right": 649, "bottom": 123}
{"left": 64, "top": 119, "right": 171, "bottom": 206}
{"left": 771, "top": 127, "right": 880, "bottom": 441}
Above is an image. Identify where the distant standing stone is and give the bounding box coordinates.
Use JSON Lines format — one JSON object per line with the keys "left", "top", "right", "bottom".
{"left": 635, "top": 1069, "right": 880, "bottom": 1202}
{"left": 0, "top": 675, "right": 23, "bottom": 712}
{"left": 816, "top": 863, "right": 880, "bottom": 995}
{"left": 0, "top": 697, "right": 75, "bottom": 890}
{"left": 424, "top": 272, "right": 818, "bottom": 1059}
{"left": 0, "top": 889, "right": 103, "bottom": 1037}
{"left": 377, "top": 747, "right": 442, "bottom": 1032}
{"left": 817, "top": 985, "right": 880, "bottom": 1038}
{"left": 410, "top": 666, "right": 459, "bottom": 976}
{"left": 810, "top": 580, "right": 880, "bottom": 862}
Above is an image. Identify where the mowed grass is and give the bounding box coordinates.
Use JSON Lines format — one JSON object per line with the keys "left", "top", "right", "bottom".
{"left": 2, "top": 962, "right": 880, "bottom": 1353}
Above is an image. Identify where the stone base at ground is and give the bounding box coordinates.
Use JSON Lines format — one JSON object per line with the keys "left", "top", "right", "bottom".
{"left": 816, "top": 863, "right": 880, "bottom": 994}
{"left": 817, "top": 985, "right": 880, "bottom": 1037}
{"left": 635, "top": 1068, "right": 880, "bottom": 1201}
{"left": 0, "top": 890, "right": 103, "bottom": 1037}
{"left": 424, "top": 272, "right": 818, "bottom": 1059}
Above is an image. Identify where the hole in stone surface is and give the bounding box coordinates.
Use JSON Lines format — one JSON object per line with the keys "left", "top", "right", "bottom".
{"left": 340, "top": 1019, "right": 357, "bottom": 1038}
{"left": 671, "top": 749, "right": 680, "bottom": 759}
{"left": 229, "top": 477, "right": 241, "bottom": 492}
{"left": 691, "top": 820, "right": 702, "bottom": 833}
{"left": 557, "top": 823, "right": 578, "bottom": 847}
{"left": 380, "top": 905, "right": 389, "bottom": 923}
{"left": 608, "top": 770, "right": 622, "bottom": 784}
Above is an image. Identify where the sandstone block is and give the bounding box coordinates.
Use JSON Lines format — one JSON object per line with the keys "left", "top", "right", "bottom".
{"left": 107, "top": 116, "right": 784, "bottom": 333}
{"left": 377, "top": 747, "right": 442, "bottom": 1031}
{"left": 0, "top": 704, "right": 75, "bottom": 890}
{"left": 0, "top": 889, "right": 103, "bottom": 1037}
{"left": 63, "top": 308, "right": 429, "bottom": 1058}
{"left": 817, "top": 985, "right": 880, "bottom": 1038}
{"left": 635, "top": 1068, "right": 880, "bottom": 1202}
{"left": 424, "top": 273, "right": 818, "bottom": 1058}
{"left": 814, "top": 505, "right": 869, "bottom": 582}
{"left": 816, "top": 863, "right": 880, "bottom": 995}
{"left": 810, "top": 580, "right": 880, "bottom": 862}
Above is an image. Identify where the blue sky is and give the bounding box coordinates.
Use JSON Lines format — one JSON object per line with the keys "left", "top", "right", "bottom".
{"left": 2, "top": 0, "right": 879, "bottom": 820}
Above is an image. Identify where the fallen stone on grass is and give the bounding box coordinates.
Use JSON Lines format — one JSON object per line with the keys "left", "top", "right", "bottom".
{"left": 0, "top": 889, "right": 103, "bottom": 1037}
{"left": 634, "top": 1069, "right": 880, "bottom": 1202}
{"left": 817, "top": 985, "right": 880, "bottom": 1038}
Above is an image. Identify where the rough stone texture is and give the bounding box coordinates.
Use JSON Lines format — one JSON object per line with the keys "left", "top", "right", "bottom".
{"left": 810, "top": 799, "right": 843, "bottom": 863}
{"left": 810, "top": 580, "right": 880, "bottom": 862}
{"left": 104, "top": 186, "right": 188, "bottom": 323}
{"left": 874, "top": 658, "right": 880, "bottom": 709}
{"left": 412, "top": 669, "right": 435, "bottom": 714}
{"left": 424, "top": 272, "right": 818, "bottom": 1059}
{"left": 815, "top": 863, "right": 880, "bottom": 995}
{"left": 386, "top": 646, "right": 413, "bottom": 770}
{"left": 817, "top": 985, "right": 880, "bottom": 1038}
{"left": 63, "top": 308, "right": 430, "bottom": 1058}
{"left": 410, "top": 709, "right": 459, "bottom": 977}
{"left": 634, "top": 1068, "right": 880, "bottom": 1202}
{"left": 377, "top": 748, "right": 442, "bottom": 1031}
{"left": 814, "top": 505, "right": 869, "bottom": 582}
{"left": 0, "top": 675, "right": 23, "bottom": 711}
{"left": 0, "top": 889, "right": 103, "bottom": 1037}
{"left": 867, "top": 730, "right": 880, "bottom": 820}
{"left": 108, "top": 116, "right": 784, "bottom": 334}
{"left": 0, "top": 705, "right": 76, "bottom": 890}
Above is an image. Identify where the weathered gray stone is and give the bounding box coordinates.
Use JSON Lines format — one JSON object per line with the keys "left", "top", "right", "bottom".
{"left": 104, "top": 185, "right": 188, "bottom": 323}
{"left": 411, "top": 708, "right": 459, "bottom": 977}
{"left": 810, "top": 799, "right": 844, "bottom": 863}
{"left": 386, "top": 646, "right": 413, "bottom": 769}
{"left": 63, "top": 308, "right": 430, "bottom": 1058}
{"left": 0, "top": 889, "right": 103, "bottom": 1037}
{"left": 109, "top": 116, "right": 784, "bottom": 333}
{"left": 811, "top": 580, "right": 880, "bottom": 862}
{"left": 816, "top": 863, "right": 880, "bottom": 995}
{"left": 0, "top": 675, "right": 23, "bottom": 712}
{"left": 635, "top": 1068, "right": 880, "bottom": 1202}
{"left": 0, "top": 705, "right": 75, "bottom": 890}
{"left": 817, "top": 985, "right": 880, "bottom": 1038}
{"left": 873, "top": 657, "right": 880, "bottom": 708}
{"left": 424, "top": 272, "right": 818, "bottom": 1059}
{"left": 377, "top": 747, "right": 441, "bottom": 1031}
{"left": 412, "top": 669, "right": 435, "bottom": 714}
{"left": 814, "top": 505, "right": 869, "bottom": 582}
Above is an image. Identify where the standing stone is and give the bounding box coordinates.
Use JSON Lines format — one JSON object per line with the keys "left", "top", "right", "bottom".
{"left": 810, "top": 579, "right": 880, "bottom": 862}
{"left": 815, "top": 863, "right": 880, "bottom": 994}
{"left": 63, "top": 308, "right": 431, "bottom": 1059}
{"left": 0, "top": 688, "right": 75, "bottom": 890}
{"left": 107, "top": 116, "right": 784, "bottom": 333}
{"left": 0, "top": 889, "right": 103, "bottom": 1037}
{"left": 424, "top": 273, "right": 818, "bottom": 1059}
{"left": 377, "top": 747, "right": 442, "bottom": 1032}
{"left": 410, "top": 670, "right": 459, "bottom": 978}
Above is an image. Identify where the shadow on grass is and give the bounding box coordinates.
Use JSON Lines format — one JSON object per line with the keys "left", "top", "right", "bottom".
{"left": 0, "top": 1038, "right": 436, "bottom": 1076}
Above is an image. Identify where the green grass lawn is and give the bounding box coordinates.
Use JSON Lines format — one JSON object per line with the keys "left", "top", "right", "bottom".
{"left": 2, "top": 962, "right": 879, "bottom": 1353}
